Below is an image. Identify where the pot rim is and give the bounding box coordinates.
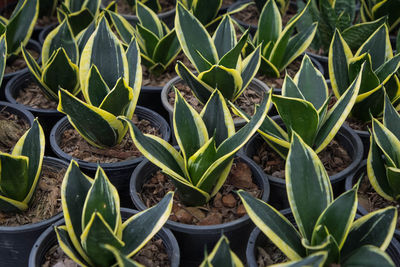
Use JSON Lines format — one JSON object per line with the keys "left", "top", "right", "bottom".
{"left": 49, "top": 106, "right": 171, "bottom": 170}
{"left": 129, "top": 154, "right": 270, "bottom": 232}
{"left": 0, "top": 156, "right": 68, "bottom": 233}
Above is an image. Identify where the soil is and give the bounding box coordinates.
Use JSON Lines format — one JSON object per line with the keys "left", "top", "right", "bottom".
{"left": 256, "top": 239, "right": 288, "bottom": 267}
{"left": 168, "top": 81, "right": 264, "bottom": 119}
{"left": 358, "top": 174, "right": 400, "bottom": 230}
{"left": 42, "top": 238, "right": 170, "bottom": 267}
{"left": 16, "top": 82, "right": 58, "bottom": 110}
{"left": 140, "top": 159, "right": 262, "bottom": 225}
{"left": 0, "top": 109, "right": 29, "bottom": 153}
{"left": 222, "top": 0, "right": 235, "bottom": 6}
{"left": 256, "top": 57, "right": 302, "bottom": 89}
{"left": 252, "top": 137, "right": 352, "bottom": 179}
{"left": 59, "top": 115, "right": 160, "bottom": 163}
{"left": 307, "top": 47, "right": 327, "bottom": 57}
{"left": 0, "top": 165, "right": 66, "bottom": 226}
{"left": 116, "top": 0, "right": 175, "bottom": 15}
{"left": 36, "top": 15, "right": 58, "bottom": 27}
{"left": 233, "top": 2, "right": 296, "bottom": 27}
{"left": 345, "top": 117, "right": 369, "bottom": 132}
{"left": 5, "top": 49, "right": 40, "bottom": 74}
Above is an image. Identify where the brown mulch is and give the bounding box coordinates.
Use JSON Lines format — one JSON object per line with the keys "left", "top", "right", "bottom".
{"left": 168, "top": 81, "right": 264, "bottom": 118}
{"left": 42, "top": 238, "right": 170, "bottom": 267}
{"left": 5, "top": 49, "right": 40, "bottom": 74}
{"left": 140, "top": 159, "right": 262, "bottom": 225}
{"left": 0, "top": 109, "right": 29, "bottom": 153}
{"left": 358, "top": 174, "right": 400, "bottom": 230}
{"left": 59, "top": 115, "right": 160, "bottom": 163}
{"left": 0, "top": 165, "right": 66, "bottom": 226}
{"left": 256, "top": 57, "right": 302, "bottom": 89}
{"left": 345, "top": 117, "right": 370, "bottom": 132}
{"left": 116, "top": 0, "right": 175, "bottom": 15}
{"left": 16, "top": 82, "right": 58, "bottom": 110}
{"left": 252, "top": 138, "right": 352, "bottom": 179}
{"left": 256, "top": 239, "right": 288, "bottom": 267}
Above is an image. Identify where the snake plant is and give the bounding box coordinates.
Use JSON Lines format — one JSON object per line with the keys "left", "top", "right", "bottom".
{"left": 368, "top": 93, "right": 400, "bottom": 202}
{"left": 0, "top": 119, "right": 45, "bottom": 212}
{"left": 57, "top": 16, "right": 142, "bottom": 148}
{"left": 244, "top": 0, "right": 317, "bottom": 78}
{"left": 107, "top": 1, "right": 181, "bottom": 75}
{"left": 175, "top": 2, "right": 261, "bottom": 104}
{"left": 254, "top": 0, "right": 289, "bottom": 15}
{"left": 55, "top": 160, "right": 174, "bottom": 267}
{"left": 296, "top": 0, "right": 387, "bottom": 54}
{"left": 120, "top": 88, "right": 269, "bottom": 206}
{"left": 360, "top": 0, "right": 400, "bottom": 33}
{"left": 329, "top": 25, "right": 400, "bottom": 122}
{"left": 0, "top": 34, "right": 6, "bottom": 85}
{"left": 0, "top": 0, "right": 38, "bottom": 56}
{"left": 232, "top": 55, "right": 363, "bottom": 158}
{"left": 200, "top": 235, "right": 244, "bottom": 267}
{"left": 238, "top": 133, "right": 397, "bottom": 266}
{"left": 22, "top": 20, "right": 80, "bottom": 101}
{"left": 57, "top": 0, "right": 101, "bottom": 36}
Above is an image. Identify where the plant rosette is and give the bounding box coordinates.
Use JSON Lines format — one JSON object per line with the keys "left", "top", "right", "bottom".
{"left": 101, "top": 0, "right": 176, "bottom": 27}
{"left": 0, "top": 156, "right": 69, "bottom": 267}
{"left": 346, "top": 161, "right": 400, "bottom": 242}
{"left": 246, "top": 210, "right": 400, "bottom": 266}
{"left": 130, "top": 155, "right": 270, "bottom": 265}
{"left": 5, "top": 71, "right": 64, "bottom": 138}
{"left": 28, "top": 208, "right": 180, "bottom": 267}
{"left": 49, "top": 106, "right": 171, "bottom": 207}
{"left": 0, "top": 101, "right": 34, "bottom": 152}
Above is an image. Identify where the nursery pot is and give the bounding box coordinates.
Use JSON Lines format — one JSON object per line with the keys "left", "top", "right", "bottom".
{"left": 130, "top": 155, "right": 270, "bottom": 265}
{"left": 0, "top": 156, "right": 69, "bottom": 267}
{"left": 246, "top": 210, "right": 400, "bottom": 266}
{"left": 138, "top": 85, "right": 170, "bottom": 123}
{"left": 345, "top": 161, "right": 400, "bottom": 241}
{"left": 161, "top": 75, "right": 270, "bottom": 132}
{"left": 50, "top": 106, "right": 171, "bottom": 208}
{"left": 5, "top": 70, "right": 64, "bottom": 142}
{"left": 1, "top": 40, "right": 41, "bottom": 100}
{"left": 0, "top": 100, "right": 34, "bottom": 127}
{"left": 243, "top": 116, "right": 363, "bottom": 210}
{"left": 101, "top": 0, "right": 176, "bottom": 28}
{"left": 38, "top": 23, "right": 57, "bottom": 45}
{"left": 29, "top": 208, "right": 180, "bottom": 267}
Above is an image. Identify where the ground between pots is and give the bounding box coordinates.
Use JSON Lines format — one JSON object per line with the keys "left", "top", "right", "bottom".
{"left": 140, "top": 159, "right": 262, "bottom": 225}
{"left": 0, "top": 165, "right": 66, "bottom": 226}
{"left": 59, "top": 115, "right": 160, "bottom": 163}
{"left": 0, "top": 109, "right": 29, "bottom": 153}
{"left": 42, "top": 237, "right": 170, "bottom": 267}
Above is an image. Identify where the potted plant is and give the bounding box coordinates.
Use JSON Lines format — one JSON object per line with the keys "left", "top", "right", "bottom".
{"left": 162, "top": 3, "right": 268, "bottom": 128}
{"left": 0, "top": 119, "right": 69, "bottom": 266}
{"left": 0, "top": 0, "right": 41, "bottom": 98}
{"left": 239, "top": 55, "right": 363, "bottom": 209}
{"left": 49, "top": 16, "right": 170, "bottom": 207}
{"left": 6, "top": 19, "right": 80, "bottom": 135}
{"left": 296, "top": 0, "right": 387, "bottom": 75}
{"left": 126, "top": 88, "right": 270, "bottom": 264}
{"left": 240, "top": 132, "right": 400, "bottom": 266}
{"left": 29, "top": 160, "right": 180, "bottom": 266}
{"left": 329, "top": 25, "right": 400, "bottom": 155}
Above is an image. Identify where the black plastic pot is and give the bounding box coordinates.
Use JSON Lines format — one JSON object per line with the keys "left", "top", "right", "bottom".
{"left": 161, "top": 75, "right": 270, "bottom": 132}
{"left": 101, "top": 0, "right": 176, "bottom": 28}
{"left": 50, "top": 106, "right": 171, "bottom": 208}
{"left": 246, "top": 210, "right": 400, "bottom": 266}
{"left": 29, "top": 208, "right": 180, "bottom": 267}
{"left": 0, "top": 156, "right": 69, "bottom": 267}
{"left": 243, "top": 116, "right": 363, "bottom": 210}
{"left": 130, "top": 155, "right": 270, "bottom": 265}
{"left": 38, "top": 23, "right": 57, "bottom": 45}
{"left": 138, "top": 86, "right": 170, "bottom": 123}
{"left": 0, "top": 100, "right": 34, "bottom": 127}
{"left": 345, "top": 161, "right": 400, "bottom": 241}
{"left": 1, "top": 40, "right": 41, "bottom": 101}
{"left": 5, "top": 71, "right": 64, "bottom": 148}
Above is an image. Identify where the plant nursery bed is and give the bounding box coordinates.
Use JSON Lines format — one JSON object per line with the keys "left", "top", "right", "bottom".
{"left": 59, "top": 115, "right": 160, "bottom": 163}
{"left": 0, "top": 109, "right": 29, "bottom": 152}
{"left": 116, "top": 0, "right": 175, "bottom": 15}
{"left": 16, "top": 82, "right": 58, "bottom": 110}
{"left": 4, "top": 49, "right": 39, "bottom": 74}
{"left": 252, "top": 137, "right": 352, "bottom": 179}
{"left": 0, "top": 164, "right": 65, "bottom": 226}
{"left": 140, "top": 159, "right": 262, "bottom": 225}
{"left": 42, "top": 237, "right": 170, "bottom": 267}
